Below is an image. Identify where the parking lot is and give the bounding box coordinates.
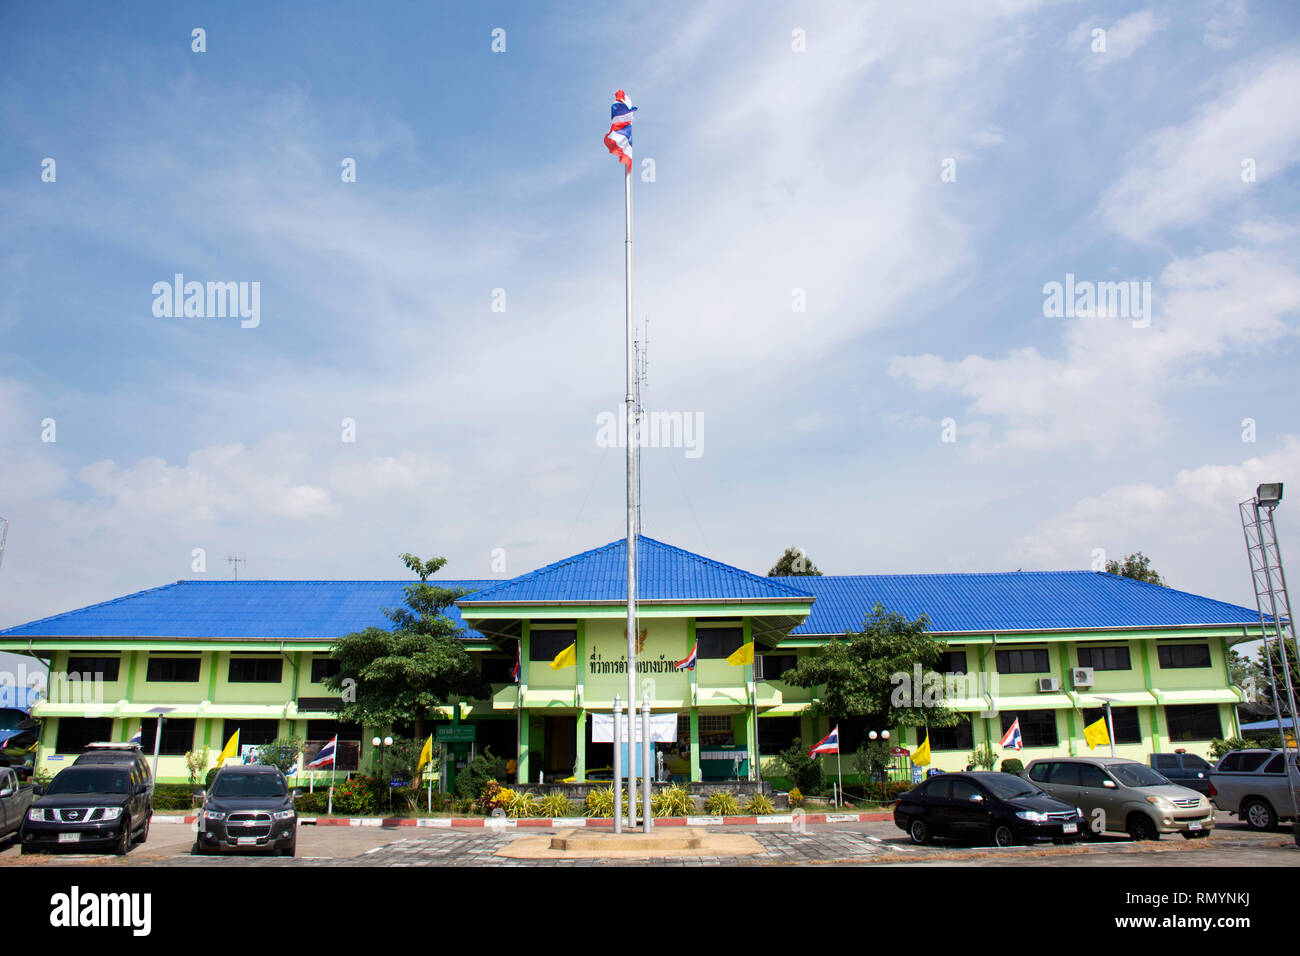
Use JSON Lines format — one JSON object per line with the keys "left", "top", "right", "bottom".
{"left": 1, "top": 811, "right": 1294, "bottom": 867}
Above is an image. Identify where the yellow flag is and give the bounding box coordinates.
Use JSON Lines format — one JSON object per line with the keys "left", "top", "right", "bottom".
{"left": 550, "top": 642, "right": 576, "bottom": 670}
{"left": 1083, "top": 716, "right": 1110, "bottom": 750}
{"left": 416, "top": 734, "right": 434, "bottom": 774}
{"left": 726, "top": 642, "right": 754, "bottom": 666}
{"left": 216, "top": 729, "right": 240, "bottom": 768}
{"left": 911, "top": 733, "right": 932, "bottom": 767}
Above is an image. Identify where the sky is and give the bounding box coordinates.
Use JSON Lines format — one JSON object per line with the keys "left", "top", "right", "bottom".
{"left": 2, "top": 0, "right": 1299, "bottom": 635}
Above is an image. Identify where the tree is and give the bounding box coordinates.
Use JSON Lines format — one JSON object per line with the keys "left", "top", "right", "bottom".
{"left": 324, "top": 553, "right": 487, "bottom": 738}
{"left": 768, "top": 546, "right": 823, "bottom": 576}
{"left": 776, "top": 738, "right": 825, "bottom": 795}
{"left": 1104, "top": 552, "right": 1166, "bottom": 586}
{"left": 257, "top": 737, "right": 304, "bottom": 775}
{"left": 1253, "top": 636, "right": 1300, "bottom": 717}
{"left": 780, "top": 604, "right": 962, "bottom": 733}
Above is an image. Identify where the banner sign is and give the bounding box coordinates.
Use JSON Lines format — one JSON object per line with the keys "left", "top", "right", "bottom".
{"left": 591, "top": 712, "right": 678, "bottom": 743}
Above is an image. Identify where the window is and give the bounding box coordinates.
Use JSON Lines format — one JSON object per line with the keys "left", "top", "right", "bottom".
{"left": 138, "top": 718, "right": 196, "bottom": 756}
{"left": 949, "top": 778, "right": 980, "bottom": 801}
{"left": 1263, "top": 754, "right": 1285, "bottom": 774}
{"left": 758, "top": 717, "right": 802, "bottom": 756}
{"left": 1152, "top": 754, "right": 1178, "bottom": 770}
{"left": 221, "top": 720, "right": 281, "bottom": 747}
{"left": 55, "top": 717, "right": 113, "bottom": 753}
{"left": 995, "top": 648, "right": 1050, "bottom": 674}
{"left": 697, "top": 628, "right": 744, "bottom": 659}
{"left": 925, "top": 777, "right": 951, "bottom": 799}
{"left": 1047, "top": 762, "right": 1080, "bottom": 786}
{"left": 1164, "top": 704, "right": 1222, "bottom": 742}
{"left": 1077, "top": 645, "right": 1132, "bottom": 671}
{"left": 924, "top": 721, "right": 973, "bottom": 751}
{"left": 64, "top": 656, "right": 120, "bottom": 682}
{"left": 1001, "top": 710, "right": 1058, "bottom": 747}
{"left": 1081, "top": 707, "right": 1141, "bottom": 745}
{"left": 310, "top": 656, "right": 340, "bottom": 684}
{"left": 1077, "top": 764, "right": 1109, "bottom": 789}
{"left": 1028, "top": 762, "right": 1052, "bottom": 782}
{"left": 1182, "top": 754, "right": 1211, "bottom": 771}
{"left": 145, "top": 657, "right": 201, "bottom": 682}
{"left": 1217, "top": 751, "right": 1270, "bottom": 773}
{"left": 1157, "top": 644, "right": 1212, "bottom": 669}
{"left": 227, "top": 656, "right": 284, "bottom": 684}
{"left": 759, "top": 654, "right": 798, "bottom": 681}
{"left": 479, "top": 655, "right": 516, "bottom": 683}
{"left": 933, "top": 650, "right": 968, "bottom": 675}
{"left": 528, "top": 630, "right": 575, "bottom": 662}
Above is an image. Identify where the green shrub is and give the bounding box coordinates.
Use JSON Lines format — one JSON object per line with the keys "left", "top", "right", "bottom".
{"left": 454, "top": 747, "right": 507, "bottom": 801}
{"left": 776, "top": 739, "right": 824, "bottom": 795}
{"left": 1210, "top": 735, "right": 1276, "bottom": 758}
{"left": 294, "top": 790, "right": 329, "bottom": 814}
{"left": 703, "top": 790, "right": 740, "bottom": 816}
{"left": 787, "top": 786, "right": 804, "bottom": 808}
{"left": 1000, "top": 758, "right": 1024, "bottom": 775}
{"left": 453, "top": 797, "right": 476, "bottom": 815}
{"left": 652, "top": 783, "right": 695, "bottom": 818}
{"left": 506, "top": 790, "right": 540, "bottom": 818}
{"left": 331, "top": 774, "right": 385, "bottom": 815}
{"left": 204, "top": 767, "right": 220, "bottom": 790}
{"left": 539, "top": 791, "right": 576, "bottom": 818}
{"left": 585, "top": 785, "right": 616, "bottom": 818}
{"left": 150, "top": 783, "right": 199, "bottom": 810}
{"left": 477, "top": 781, "right": 513, "bottom": 815}
{"left": 743, "top": 792, "right": 775, "bottom": 815}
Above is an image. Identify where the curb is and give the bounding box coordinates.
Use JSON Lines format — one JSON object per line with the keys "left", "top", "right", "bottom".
{"left": 154, "top": 811, "right": 893, "bottom": 828}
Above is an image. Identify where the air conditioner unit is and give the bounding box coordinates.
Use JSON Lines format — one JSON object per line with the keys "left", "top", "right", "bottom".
{"left": 1037, "top": 677, "right": 1060, "bottom": 693}
{"left": 1072, "top": 667, "right": 1096, "bottom": 688}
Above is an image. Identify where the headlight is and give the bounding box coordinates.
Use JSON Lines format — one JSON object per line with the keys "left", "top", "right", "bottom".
{"left": 272, "top": 810, "right": 295, "bottom": 820}
{"left": 1076, "top": 807, "right": 1083, "bottom": 816}
{"left": 26, "top": 808, "right": 47, "bottom": 822}
{"left": 1015, "top": 810, "right": 1049, "bottom": 822}
{"left": 204, "top": 810, "right": 225, "bottom": 821}
{"left": 1146, "top": 796, "right": 1173, "bottom": 809}
{"left": 99, "top": 807, "right": 123, "bottom": 821}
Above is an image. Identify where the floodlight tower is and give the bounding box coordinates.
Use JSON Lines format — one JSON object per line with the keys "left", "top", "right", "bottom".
{"left": 1239, "top": 482, "right": 1300, "bottom": 845}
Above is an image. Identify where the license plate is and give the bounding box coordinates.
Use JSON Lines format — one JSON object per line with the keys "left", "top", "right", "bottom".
{"left": 236, "top": 837, "right": 259, "bottom": 845}
{"left": 57, "top": 833, "right": 80, "bottom": 843}
{"left": 1187, "top": 820, "right": 1203, "bottom": 831}
{"left": 1062, "top": 823, "right": 1077, "bottom": 834}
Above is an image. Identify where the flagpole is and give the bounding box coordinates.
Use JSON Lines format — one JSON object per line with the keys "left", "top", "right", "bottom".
{"left": 624, "top": 155, "right": 639, "bottom": 829}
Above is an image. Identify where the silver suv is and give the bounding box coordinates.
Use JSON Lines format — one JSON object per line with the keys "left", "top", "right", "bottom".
{"left": 1208, "top": 748, "right": 1300, "bottom": 830}
{"left": 1025, "top": 756, "right": 1213, "bottom": 841}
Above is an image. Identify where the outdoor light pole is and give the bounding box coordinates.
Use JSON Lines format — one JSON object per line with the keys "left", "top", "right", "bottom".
{"left": 868, "top": 730, "right": 891, "bottom": 805}
{"left": 1240, "top": 482, "right": 1300, "bottom": 846}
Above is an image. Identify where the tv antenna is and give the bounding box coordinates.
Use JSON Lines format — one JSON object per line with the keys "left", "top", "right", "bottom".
{"left": 227, "top": 555, "right": 246, "bottom": 580}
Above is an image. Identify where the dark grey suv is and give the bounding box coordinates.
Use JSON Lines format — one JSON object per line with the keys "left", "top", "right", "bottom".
{"left": 194, "top": 765, "right": 297, "bottom": 856}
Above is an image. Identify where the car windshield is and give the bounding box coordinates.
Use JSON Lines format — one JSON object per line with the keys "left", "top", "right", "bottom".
{"left": 1109, "top": 764, "right": 1169, "bottom": 787}
{"left": 978, "top": 774, "right": 1042, "bottom": 799}
{"left": 46, "top": 768, "right": 130, "bottom": 795}
{"left": 212, "top": 773, "right": 286, "bottom": 798}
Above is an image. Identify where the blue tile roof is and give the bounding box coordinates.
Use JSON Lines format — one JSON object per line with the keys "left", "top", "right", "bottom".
{"left": 457, "top": 536, "right": 815, "bottom": 605}
{"left": 774, "top": 571, "right": 1263, "bottom": 636}
{"left": 0, "top": 580, "right": 498, "bottom": 641}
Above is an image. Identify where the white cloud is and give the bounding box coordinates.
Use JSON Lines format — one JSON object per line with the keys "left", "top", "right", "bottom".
{"left": 1070, "top": 9, "right": 1168, "bottom": 69}
{"left": 1098, "top": 51, "right": 1300, "bottom": 242}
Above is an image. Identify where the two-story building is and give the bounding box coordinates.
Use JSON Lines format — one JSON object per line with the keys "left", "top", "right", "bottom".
{"left": 0, "top": 535, "right": 1262, "bottom": 785}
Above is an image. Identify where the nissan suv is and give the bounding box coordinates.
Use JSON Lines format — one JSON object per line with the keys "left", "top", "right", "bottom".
{"left": 194, "top": 765, "right": 297, "bottom": 856}
{"left": 21, "top": 763, "right": 153, "bottom": 854}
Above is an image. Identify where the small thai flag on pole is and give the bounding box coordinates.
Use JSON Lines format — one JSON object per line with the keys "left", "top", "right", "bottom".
{"left": 999, "top": 718, "right": 1023, "bottom": 751}
{"left": 675, "top": 642, "right": 697, "bottom": 671}
{"left": 603, "top": 90, "right": 636, "bottom": 168}
{"left": 307, "top": 735, "right": 338, "bottom": 770}
{"left": 809, "top": 726, "right": 840, "bottom": 757}
{"left": 129, "top": 727, "right": 142, "bottom": 746}
{"left": 510, "top": 642, "right": 521, "bottom": 682}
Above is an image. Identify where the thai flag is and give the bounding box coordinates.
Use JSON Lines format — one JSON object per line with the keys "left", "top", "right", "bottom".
{"left": 1000, "top": 718, "right": 1023, "bottom": 750}
{"left": 809, "top": 726, "right": 840, "bottom": 757}
{"left": 675, "top": 642, "right": 697, "bottom": 671}
{"left": 510, "top": 642, "right": 521, "bottom": 682}
{"left": 129, "top": 727, "right": 142, "bottom": 746}
{"left": 307, "top": 735, "right": 338, "bottom": 770}
{"left": 603, "top": 90, "right": 636, "bottom": 168}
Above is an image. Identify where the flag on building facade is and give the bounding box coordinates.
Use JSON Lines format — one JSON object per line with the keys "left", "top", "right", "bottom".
{"left": 675, "top": 641, "right": 698, "bottom": 671}
{"left": 1083, "top": 716, "right": 1110, "bottom": 750}
{"left": 416, "top": 735, "right": 434, "bottom": 775}
{"left": 809, "top": 726, "right": 840, "bottom": 757}
{"left": 550, "top": 642, "right": 576, "bottom": 670}
{"left": 307, "top": 735, "right": 337, "bottom": 770}
{"left": 510, "top": 642, "right": 520, "bottom": 682}
{"left": 726, "top": 642, "right": 754, "bottom": 666}
{"left": 216, "top": 729, "right": 240, "bottom": 768}
{"left": 1000, "top": 718, "right": 1023, "bottom": 750}
{"left": 128, "top": 726, "right": 142, "bottom": 746}
{"left": 911, "top": 732, "right": 932, "bottom": 767}
{"left": 603, "top": 90, "right": 636, "bottom": 167}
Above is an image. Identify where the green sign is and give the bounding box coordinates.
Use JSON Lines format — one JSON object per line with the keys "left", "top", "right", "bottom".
{"left": 436, "top": 726, "right": 476, "bottom": 743}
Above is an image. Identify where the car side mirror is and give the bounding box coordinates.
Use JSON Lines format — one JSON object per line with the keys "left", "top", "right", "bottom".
{"left": 969, "top": 794, "right": 984, "bottom": 803}
{"left": 0, "top": 788, "right": 12, "bottom": 799}
{"left": 33, "top": 785, "right": 44, "bottom": 796}
{"left": 1102, "top": 780, "right": 1117, "bottom": 788}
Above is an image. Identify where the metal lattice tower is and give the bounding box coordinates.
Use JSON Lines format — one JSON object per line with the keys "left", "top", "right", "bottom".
{"left": 1239, "top": 488, "right": 1300, "bottom": 841}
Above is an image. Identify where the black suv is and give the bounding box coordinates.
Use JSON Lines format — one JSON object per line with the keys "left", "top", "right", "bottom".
{"left": 21, "top": 763, "right": 153, "bottom": 854}
{"left": 194, "top": 765, "right": 297, "bottom": 856}
{"left": 73, "top": 742, "right": 153, "bottom": 788}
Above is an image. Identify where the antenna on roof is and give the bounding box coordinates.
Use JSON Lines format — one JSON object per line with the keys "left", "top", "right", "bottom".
{"left": 227, "top": 555, "right": 245, "bottom": 581}
{"left": 633, "top": 316, "right": 648, "bottom": 534}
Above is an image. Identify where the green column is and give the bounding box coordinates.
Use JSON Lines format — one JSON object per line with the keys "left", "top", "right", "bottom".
{"left": 518, "top": 716, "right": 530, "bottom": 786}
{"left": 1059, "top": 643, "right": 1076, "bottom": 754}
{"left": 689, "top": 707, "right": 700, "bottom": 782}
{"left": 575, "top": 710, "right": 587, "bottom": 781}
{"left": 518, "top": 622, "right": 530, "bottom": 786}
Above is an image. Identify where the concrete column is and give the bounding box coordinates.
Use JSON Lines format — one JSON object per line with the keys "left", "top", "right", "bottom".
{"left": 689, "top": 707, "right": 700, "bottom": 782}
{"left": 575, "top": 710, "right": 587, "bottom": 781}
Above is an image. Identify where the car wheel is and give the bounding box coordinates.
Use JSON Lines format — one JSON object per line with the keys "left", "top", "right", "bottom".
{"left": 991, "top": 823, "right": 1016, "bottom": 848}
{"left": 115, "top": 817, "right": 132, "bottom": 855}
{"left": 1126, "top": 813, "right": 1159, "bottom": 842}
{"left": 136, "top": 814, "right": 150, "bottom": 845}
{"left": 908, "top": 817, "right": 931, "bottom": 845}
{"left": 1243, "top": 798, "right": 1277, "bottom": 831}
{"left": 280, "top": 839, "right": 296, "bottom": 857}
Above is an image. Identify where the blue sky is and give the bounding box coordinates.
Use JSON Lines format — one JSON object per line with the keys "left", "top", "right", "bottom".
{"left": 2, "top": 0, "right": 1299, "bottom": 630}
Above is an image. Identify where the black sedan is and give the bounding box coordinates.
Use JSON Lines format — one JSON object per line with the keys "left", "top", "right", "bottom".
{"left": 894, "top": 771, "right": 1084, "bottom": 847}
